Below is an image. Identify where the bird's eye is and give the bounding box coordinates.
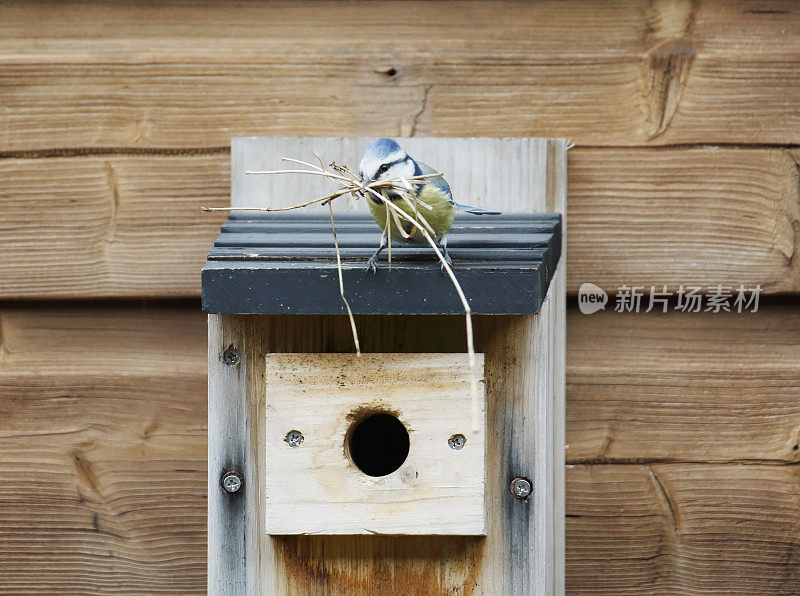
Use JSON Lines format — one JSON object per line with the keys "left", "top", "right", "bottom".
{"left": 378, "top": 164, "right": 389, "bottom": 174}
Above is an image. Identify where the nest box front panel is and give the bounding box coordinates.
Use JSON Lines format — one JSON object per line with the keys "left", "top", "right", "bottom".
{"left": 263, "top": 353, "right": 486, "bottom": 535}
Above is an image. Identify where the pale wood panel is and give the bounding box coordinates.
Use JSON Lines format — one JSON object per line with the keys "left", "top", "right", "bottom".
{"left": 262, "top": 353, "right": 486, "bottom": 536}
{"left": 549, "top": 140, "right": 567, "bottom": 595}
{"left": 0, "top": 1, "right": 799, "bottom": 149}
{"left": 207, "top": 315, "right": 259, "bottom": 593}
{"left": 232, "top": 137, "right": 551, "bottom": 211}
{"left": 566, "top": 463, "right": 800, "bottom": 594}
{"left": 0, "top": 146, "right": 797, "bottom": 298}
{"left": 567, "top": 304, "right": 800, "bottom": 464}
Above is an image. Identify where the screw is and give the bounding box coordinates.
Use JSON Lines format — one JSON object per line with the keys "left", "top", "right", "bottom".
{"left": 448, "top": 434, "right": 466, "bottom": 450}
{"left": 222, "top": 348, "right": 239, "bottom": 366}
{"left": 284, "top": 430, "right": 304, "bottom": 447}
{"left": 510, "top": 477, "right": 532, "bottom": 499}
{"left": 221, "top": 471, "right": 243, "bottom": 494}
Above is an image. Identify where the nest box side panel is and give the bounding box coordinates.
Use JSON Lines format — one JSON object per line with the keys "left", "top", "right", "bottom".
{"left": 208, "top": 314, "right": 270, "bottom": 594}
{"left": 262, "top": 353, "right": 486, "bottom": 535}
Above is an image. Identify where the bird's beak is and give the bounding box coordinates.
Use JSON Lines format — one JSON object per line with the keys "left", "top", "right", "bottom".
{"left": 359, "top": 179, "right": 372, "bottom": 193}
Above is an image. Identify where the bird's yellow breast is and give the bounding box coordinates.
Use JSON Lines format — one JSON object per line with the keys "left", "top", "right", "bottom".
{"left": 367, "top": 183, "right": 456, "bottom": 244}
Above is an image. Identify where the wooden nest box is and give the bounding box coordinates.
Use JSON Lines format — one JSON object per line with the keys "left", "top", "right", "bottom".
{"left": 204, "top": 137, "right": 566, "bottom": 594}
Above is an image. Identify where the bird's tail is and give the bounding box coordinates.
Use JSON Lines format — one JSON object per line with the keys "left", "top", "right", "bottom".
{"left": 454, "top": 203, "right": 501, "bottom": 215}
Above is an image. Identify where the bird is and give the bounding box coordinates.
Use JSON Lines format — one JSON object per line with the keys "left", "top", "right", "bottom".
{"left": 357, "top": 138, "right": 499, "bottom": 273}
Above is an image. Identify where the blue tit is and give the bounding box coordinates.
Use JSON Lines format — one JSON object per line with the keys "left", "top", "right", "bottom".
{"left": 357, "top": 137, "right": 499, "bottom": 272}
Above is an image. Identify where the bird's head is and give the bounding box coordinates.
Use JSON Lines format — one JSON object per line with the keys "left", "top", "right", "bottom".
{"left": 358, "top": 138, "right": 417, "bottom": 191}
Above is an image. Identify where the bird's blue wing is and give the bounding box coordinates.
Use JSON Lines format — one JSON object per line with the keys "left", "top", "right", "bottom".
{"left": 416, "top": 161, "right": 500, "bottom": 215}
{"left": 415, "top": 161, "right": 453, "bottom": 204}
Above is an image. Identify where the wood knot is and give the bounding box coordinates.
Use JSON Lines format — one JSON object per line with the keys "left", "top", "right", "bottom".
{"left": 641, "top": 37, "right": 696, "bottom": 139}
{"left": 374, "top": 65, "right": 397, "bottom": 78}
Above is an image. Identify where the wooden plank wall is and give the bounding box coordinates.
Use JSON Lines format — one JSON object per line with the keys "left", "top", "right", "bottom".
{"left": 1, "top": 1, "right": 798, "bottom": 593}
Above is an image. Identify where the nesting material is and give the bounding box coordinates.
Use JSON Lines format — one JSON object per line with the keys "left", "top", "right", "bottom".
{"left": 203, "top": 153, "right": 482, "bottom": 430}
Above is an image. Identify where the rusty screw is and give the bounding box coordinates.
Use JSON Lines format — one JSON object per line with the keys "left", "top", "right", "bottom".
{"left": 221, "top": 471, "right": 243, "bottom": 494}
{"left": 284, "top": 430, "right": 304, "bottom": 447}
{"left": 510, "top": 477, "right": 532, "bottom": 499}
{"left": 448, "top": 434, "right": 466, "bottom": 450}
{"left": 222, "top": 348, "right": 239, "bottom": 366}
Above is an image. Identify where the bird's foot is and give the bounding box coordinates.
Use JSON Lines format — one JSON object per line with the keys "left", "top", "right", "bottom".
{"left": 365, "top": 255, "right": 380, "bottom": 274}
{"left": 366, "top": 236, "right": 387, "bottom": 274}
{"left": 439, "top": 252, "right": 453, "bottom": 275}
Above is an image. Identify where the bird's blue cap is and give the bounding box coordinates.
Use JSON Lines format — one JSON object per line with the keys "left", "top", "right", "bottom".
{"left": 363, "top": 137, "right": 402, "bottom": 159}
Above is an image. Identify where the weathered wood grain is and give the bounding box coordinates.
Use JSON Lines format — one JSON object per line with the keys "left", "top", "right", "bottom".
{"left": 567, "top": 303, "right": 800, "bottom": 465}
{"left": 0, "top": 306, "right": 208, "bottom": 593}
{"left": 0, "top": 146, "right": 797, "bottom": 298}
{"left": 2, "top": 305, "right": 800, "bottom": 592}
{"left": 0, "top": 1, "right": 799, "bottom": 149}
{"left": 566, "top": 463, "right": 800, "bottom": 594}
{"left": 0, "top": 154, "right": 228, "bottom": 298}
{"left": 208, "top": 312, "right": 563, "bottom": 593}
{"left": 208, "top": 314, "right": 275, "bottom": 595}
{"left": 262, "top": 353, "right": 487, "bottom": 536}
{"left": 569, "top": 147, "right": 800, "bottom": 294}
{"left": 206, "top": 314, "right": 477, "bottom": 594}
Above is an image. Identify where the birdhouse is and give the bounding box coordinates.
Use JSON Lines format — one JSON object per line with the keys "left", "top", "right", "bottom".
{"left": 204, "top": 137, "right": 566, "bottom": 594}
